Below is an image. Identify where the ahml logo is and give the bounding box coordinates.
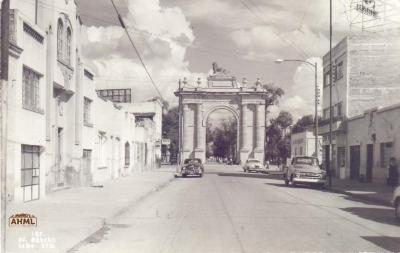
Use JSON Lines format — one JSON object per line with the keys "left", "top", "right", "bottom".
{"left": 9, "top": 213, "right": 37, "bottom": 227}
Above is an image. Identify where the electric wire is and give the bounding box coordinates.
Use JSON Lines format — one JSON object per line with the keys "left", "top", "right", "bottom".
{"left": 109, "top": 0, "right": 164, "bottom": 101}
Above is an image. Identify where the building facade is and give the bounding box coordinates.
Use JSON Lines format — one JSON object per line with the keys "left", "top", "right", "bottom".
{"left": 344, "top": 104, "right": 400, "bottom": 183}
{"left": 3, "top": 1, "right": 161, "bottom": 203}
{"left": 319, "top": 33, "right": 400, "bottom": 179}
{"left": 291, "top": 130, "right": 322, "bottom": 162}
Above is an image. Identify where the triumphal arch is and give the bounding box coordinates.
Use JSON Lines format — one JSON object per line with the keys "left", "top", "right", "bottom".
{"left": 175, "top": 63, "right": 269, "bottom": 165}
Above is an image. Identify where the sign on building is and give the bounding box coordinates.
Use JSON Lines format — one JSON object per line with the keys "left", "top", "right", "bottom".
{"left": 162, "top": 138, "right": 171, "bottom": 145}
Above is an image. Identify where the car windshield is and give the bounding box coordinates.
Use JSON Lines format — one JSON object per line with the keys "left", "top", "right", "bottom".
{"left": 247, "top": 159, "right": 260, "bottom": 163}
{"left": 184, "top": 158, "right": 202, "bottom": 164}
{"left": 293, "top": 157, "right": 318, "bottom": 166}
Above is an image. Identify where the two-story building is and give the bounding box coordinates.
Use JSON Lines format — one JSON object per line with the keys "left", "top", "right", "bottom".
{"left": 319, "top": 33, "right": 400, "bottom": 181}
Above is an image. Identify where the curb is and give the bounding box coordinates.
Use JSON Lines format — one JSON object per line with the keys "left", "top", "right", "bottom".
{"left": 327, "top": 187, "right": 392, "bottom": 207}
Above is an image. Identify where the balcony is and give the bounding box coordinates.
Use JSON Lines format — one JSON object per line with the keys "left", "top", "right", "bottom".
{"left": 318, "top": 116, "right": 346, "bottom": 135}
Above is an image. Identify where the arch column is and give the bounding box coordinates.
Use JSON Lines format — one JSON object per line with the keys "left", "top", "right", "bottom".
{"left": 254, "top": 103, "right": 265, "bottom": 162}
{"left": 240, "top": 103, "right": 251, "bottom": 164}
{"left": 182, "top": 104, "right": 192, "bottom": 160}
{"left": 195, "top": 103, "right": 205, "bottom": 162}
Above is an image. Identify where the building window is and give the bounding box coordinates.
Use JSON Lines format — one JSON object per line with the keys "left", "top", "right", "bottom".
{"left": 380, "top": 142, "right": 393, "bottom": 168}
{"left": 323, "top": 71, "right": 330, "bottom": 87}
{"left": 66, "top": 27, "right": 72, "bottom": 64}
{"left": 57, "top": 19, "right": 63, "bottom": 60}
{"left": 83, "top": 97, "right": 92, "bottom": 126}
{"left": 98, "top": 133, "right": 107, "bottom": 168}
{"left": 337, "top": 103, "right": 342, "bottom": 117}
{"left": 22, "top": 67, "right": 41, "bottom": 112}
{"left": 97, "top": 89, "right": 132, "bottom": 103}
{"left": 21, "top": 145, "right": 40, "bottom": 202}
{"left": 323, "top": 108, "right": 329, "bottom": 120}
{"left": 125, "top": 142, "right": 130, "bottom": 166}
{"left": 336, "top": 61, "right": 344, "bottom": 80}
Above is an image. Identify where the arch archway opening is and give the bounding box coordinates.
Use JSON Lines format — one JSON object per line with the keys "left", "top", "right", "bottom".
{"left": 205, "top": 109, "right": 238, "bottom": 165}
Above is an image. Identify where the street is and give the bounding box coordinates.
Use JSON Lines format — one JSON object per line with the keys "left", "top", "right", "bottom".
{"left": 69, "top": 165, "right": 400, "bottom": 253}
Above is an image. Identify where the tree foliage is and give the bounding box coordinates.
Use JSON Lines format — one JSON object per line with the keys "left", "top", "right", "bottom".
{"left": 266, "top": 110, "right": 293, "bottom": 161}
{"left": 207, "top": 118, "right": 237, "bottom": 159}
{"left": 162, "top": 106, "right": 179, "bottom": 155}
{"left": 291, "top": 114, "right": 317, "bottom": 134}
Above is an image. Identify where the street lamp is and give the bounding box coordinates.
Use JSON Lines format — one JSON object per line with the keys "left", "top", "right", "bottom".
{"left": 275, "top": 59, "right": 319, "bottom": 161}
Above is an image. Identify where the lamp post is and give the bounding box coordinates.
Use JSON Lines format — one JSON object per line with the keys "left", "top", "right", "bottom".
{"left": 275, "top": 59, "right": 319, "bottom": 161}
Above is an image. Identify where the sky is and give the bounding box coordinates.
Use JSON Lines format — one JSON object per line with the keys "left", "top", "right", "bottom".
{"left": 78, "top": 0, "right": 400, "bottom": 120}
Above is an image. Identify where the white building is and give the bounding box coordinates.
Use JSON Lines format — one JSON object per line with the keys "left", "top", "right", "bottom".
{"left": 291, "top": 130, "right": 322, "bottom": 162}
{"left": 319, "top": 33, "right": 400, "bottom": 178}
{"left": 344, "top": 103, "right": 400, "bottom": 183}
{"left": 3, "top": 1, "right": 162, "bottom": 203}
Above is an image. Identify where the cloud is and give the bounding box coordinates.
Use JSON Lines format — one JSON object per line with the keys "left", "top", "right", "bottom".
{"left": 230, "top": 24, "right": 329, "bottom": 61}
{"left": 81, "top": 0, "right": 201, "bottom": 105}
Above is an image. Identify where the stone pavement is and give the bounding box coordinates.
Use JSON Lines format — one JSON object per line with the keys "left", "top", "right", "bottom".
{"left": 5, "top": 166, "right": 176, "bottom": 253}
{"left": 329, "top": 177, "right": 395, "bottom": 207}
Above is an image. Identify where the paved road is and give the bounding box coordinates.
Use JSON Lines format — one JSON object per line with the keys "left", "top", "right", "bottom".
{"left": 72, "top": 165, "right": 400, "bottom": 253}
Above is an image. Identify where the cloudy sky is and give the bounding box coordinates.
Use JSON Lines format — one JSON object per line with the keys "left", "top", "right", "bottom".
{"left": 78, "top": 0, "right": 399, "bottom": 119}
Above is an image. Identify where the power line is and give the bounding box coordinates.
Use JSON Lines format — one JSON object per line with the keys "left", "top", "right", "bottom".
{"left": 238, "top": 0, "right": 310, "bottom": 59}
{"left": 109, "top": 0, "right": 164, "bottom": 101}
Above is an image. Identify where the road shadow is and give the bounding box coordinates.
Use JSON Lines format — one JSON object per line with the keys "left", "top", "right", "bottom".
{"left": 265, "top": 182, "right": 330, "bottom": 192}
{"left": 217, "top": 172, "right": 283, "bottom": 179}
{"left": 361, "top": 236, "right": 400, "bottom": 252}
{"left": 341, "top": 207, "right": 399, "bottom": 226}
{"left": 340, "top": 194, "right": 391, "bottom": 207}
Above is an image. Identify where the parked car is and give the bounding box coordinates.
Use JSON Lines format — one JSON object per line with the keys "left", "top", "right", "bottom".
{"left": 243, "top": 159, "right": 267, "bottom": 173}
{"left": 284, "top": 156, "right": 326, "bottom": 187}
{"left": 391, "top": 186, "right": 400, "bottom": 220}
{"left": 177, "top": 158, "right": 204, "bottom": 177}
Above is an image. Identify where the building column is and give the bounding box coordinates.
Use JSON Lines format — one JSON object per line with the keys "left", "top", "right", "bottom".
{"left": 195, "top": 103, "right": 205, "bottom": 161}
{"left": 254, "top": 103, "right": 265, "bottom": 163}
{"left": 182, "top": 104, "right": 192, "bottom": 160}
{"left": 240, "top": 103, "right": 251, "bottom": 164}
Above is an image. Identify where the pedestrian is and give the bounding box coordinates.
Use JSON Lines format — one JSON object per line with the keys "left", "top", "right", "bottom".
{"left": 387, "top": 157, "right": 399, "bottom": 187}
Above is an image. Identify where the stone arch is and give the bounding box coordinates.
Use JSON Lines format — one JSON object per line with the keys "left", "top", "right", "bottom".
{"left": 202, "top": 105, "right": 239, "bottom": 127}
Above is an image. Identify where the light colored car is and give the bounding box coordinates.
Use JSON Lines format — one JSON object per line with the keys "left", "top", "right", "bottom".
{"left": 391, "top": 186, "right": 400, "bottom": 220}
{"left": 243, "top": 159, "right": 266, "bottom": 173}
{"left": 284, "top": 156, "right": 326, "bottom": 187}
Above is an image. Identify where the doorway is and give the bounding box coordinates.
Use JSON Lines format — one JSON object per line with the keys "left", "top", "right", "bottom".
{"left": 350, "top": 145, "right": 360, "bottom": 180}
{"left": 366, "top": 144, "right": 373, "bottom": 182}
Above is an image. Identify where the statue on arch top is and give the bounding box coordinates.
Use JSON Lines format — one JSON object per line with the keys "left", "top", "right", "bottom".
{"left": 211, "top": 62, "right": 230, "bottom": 76}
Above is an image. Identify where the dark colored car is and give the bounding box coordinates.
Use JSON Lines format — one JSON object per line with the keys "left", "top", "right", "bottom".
{"left": 178, "top": 158, "right": 204, "bottom": 177}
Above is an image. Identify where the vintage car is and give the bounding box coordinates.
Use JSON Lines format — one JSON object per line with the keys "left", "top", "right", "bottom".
{"left": 243, "top": 159, "right": 267, "bottom": 173}
{"left": 391, "top": 186, "right": 400, "bottom": 220}
{"left": 177, "top": 158, "right": 204, "bottom": 177}
{"left": 284, "top": 156, "right": 326, "bottom": 187}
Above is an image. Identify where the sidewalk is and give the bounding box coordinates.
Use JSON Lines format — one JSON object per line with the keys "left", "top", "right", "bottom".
{"left": 329, "top": 177, "right": 394, "bottom": 207}
{"left": 5, "top": 166, "right": 175, "bottom": 253}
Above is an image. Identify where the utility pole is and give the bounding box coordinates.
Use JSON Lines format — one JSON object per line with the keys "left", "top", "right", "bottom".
{"left": 314, "top": 62, "right": 319, "bottom": 162}
{"left": 328, "top": 0, "right": 333, "bottom": 187}
{"left": 178, "top": 79, "right": 182, "bottom": 166}
{"left": 1, "top": 0, "right": 10, "bottom": 252}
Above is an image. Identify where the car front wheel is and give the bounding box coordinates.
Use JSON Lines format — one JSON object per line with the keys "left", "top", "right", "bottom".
{"left": 395, "top": 200, "right": 400, "bottom": 220}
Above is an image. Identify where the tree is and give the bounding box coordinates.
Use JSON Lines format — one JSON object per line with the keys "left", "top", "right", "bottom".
{"left": 266, "top": 111, "right": 293, "bottom": 162}
{"left": 162, "top": 106, "right": 179, "bottom": 156}
{"left": 291, "top": 115, "right": 314, "bottom": 134}
{"left": 206, "top": 117, "right": 237, "bottom": 160}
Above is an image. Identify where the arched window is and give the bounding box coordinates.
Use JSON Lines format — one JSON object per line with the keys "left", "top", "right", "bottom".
{"left": 125, "top": 142, "right": 130, "bottom": 166}
{"left": 57, "top": 19, "right": 63, "bottom": 60}
{"left": 66, "top": 27, "right": 72, "bottom": 64}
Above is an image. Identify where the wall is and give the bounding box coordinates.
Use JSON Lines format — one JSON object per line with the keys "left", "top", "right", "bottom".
{"left": 347, "top": 34, "right": 400, "bottom": 118}
{"left": 291, "top": 131, "right": 322, "bottom": 162}
{"left": 346, "top": 104, "right": 400, "bottom": 184}
{"left": 6, "top": 10, "right": 47, "bottom": 202}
